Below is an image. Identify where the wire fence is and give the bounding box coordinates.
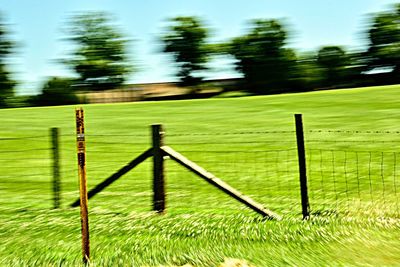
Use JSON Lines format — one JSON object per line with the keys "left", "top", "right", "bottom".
{"left": 305, "top": 130, "right": 400, "bottom": 218}
{"left": 0, "top": 128, "right": 399, "bottom": 218}
{"left": 0, "top": 135, "right": 53, "bottom": 210}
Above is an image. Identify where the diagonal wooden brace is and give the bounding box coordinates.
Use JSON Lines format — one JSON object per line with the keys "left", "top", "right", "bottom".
{"left": 161, "top": 146, "right": 282, "bottom": 220}
{"left": 71, "top": 148, "right": 153, "bottom": 207}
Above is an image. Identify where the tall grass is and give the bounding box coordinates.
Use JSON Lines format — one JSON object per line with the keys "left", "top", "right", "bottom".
{"left": 0, "top": 84, "right": 400, "bottom": 266}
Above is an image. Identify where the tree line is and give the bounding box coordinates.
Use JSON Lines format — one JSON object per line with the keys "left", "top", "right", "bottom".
{"left": 0, "top": 3, "right": 399, "bottom": 107}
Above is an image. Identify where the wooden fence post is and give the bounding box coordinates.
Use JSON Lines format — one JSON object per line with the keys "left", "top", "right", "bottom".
{"left": 50, "top": 127, "right": 61, "bottom": 209}
{"left": 152, "top": 124, "right": 165, "bottom": 213}
{"left": 295, "top": 114, "right": 310, "bottom": 219}
{"left": 75, "top": 108, "right": 90, "bottom": 263}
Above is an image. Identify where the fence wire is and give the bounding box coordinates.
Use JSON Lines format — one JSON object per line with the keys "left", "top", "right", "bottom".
{"left": 0, "top": 129, "right": 399, "bottom": 218}
{"left": 0, "top": 136, "right": 52, "bottom": 210}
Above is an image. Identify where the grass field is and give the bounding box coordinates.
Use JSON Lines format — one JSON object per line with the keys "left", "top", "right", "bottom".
{"left": 1, "top": 85, "right": 400, "bottom": 266}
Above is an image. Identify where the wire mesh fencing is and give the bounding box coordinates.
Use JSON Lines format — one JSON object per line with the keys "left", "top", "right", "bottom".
{"left": 164, "top": 130, "right": 300, "bottom": 216}
{"left": 0, "top": 127, "right": 399, "bottom": 219}
{"left": 307, "top": 149, "right": 399, "bottom": 217}
{"left": 306, "top": 130, "right": 400, "bottom": 218}
{"left": 0, "top": 135, "right": 53, "bottom": 210}
{"left": 62, "top": 132, "right": 153, "bottom": 213}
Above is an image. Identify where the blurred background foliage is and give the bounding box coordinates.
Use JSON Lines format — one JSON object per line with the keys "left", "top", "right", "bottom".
{"left": 28, "top": 77, "right": 79, "bottom": 106}
{"left": 64, "top": 12, "right": 133, "bottom": 92}
{"left": 0, "top": 12, "right": 16, "bottom": 108}
{"left": 0, "top": 4, "right": 399, "bottom": 108}
{"left": 366, "top": 4, "right": 400, "bottom": 76}
{"left": 161, "top": 16, "right": 210, "bottom": 87}
{"left": 227, "top": 19, "right": 297, "bottom": 94}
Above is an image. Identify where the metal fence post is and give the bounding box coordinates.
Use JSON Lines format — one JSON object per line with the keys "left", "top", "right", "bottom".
{"left": 295, "top": 114, "right": 310, "bottom": 219}
{"left": 75, "top": 108, "right": 90, "bottom": 263}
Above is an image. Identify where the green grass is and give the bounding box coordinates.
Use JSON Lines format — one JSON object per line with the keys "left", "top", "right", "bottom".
{"left": 1, "top": 84, "right": 400, "bottom": 266}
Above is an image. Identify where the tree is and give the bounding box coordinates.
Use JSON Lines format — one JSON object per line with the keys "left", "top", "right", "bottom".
{"left": 295, "top": 51, "right": 324, "bottom": 90}
{"left": 317, "top": 46, "right": 349, "bottom": 87}
{"left": 0, "top": 13, "right": 15, "bottom": 107}
{"left": 366, "top": 3, "right": 400, "bottom": 81}
{"left": 161, "top": 16, "right": 209, "bottom": 86}
{"left": 227, "top": 19, "right": 297, "bottom": 94}
{"left": 30, "top": 77, "right": 79, "bottom": 106}
{"left": 65, "top": 12, "right": 132, "bottom": 91}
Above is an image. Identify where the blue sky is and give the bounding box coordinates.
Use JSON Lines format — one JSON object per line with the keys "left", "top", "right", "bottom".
{"left": 2, "top": 0, "right": 399, "bottom": 94}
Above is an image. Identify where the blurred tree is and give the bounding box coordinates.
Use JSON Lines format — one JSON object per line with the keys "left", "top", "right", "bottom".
{"left": 161, "top": 16, "right": 209, "bottom": 86}
{"left": 317, "top": 46, "right": 349, "bottom": 87}
{"left": 295, "top": 51, "right": 324, "bottom": 90}
{"left": 227, "top": 19, "right": 297, "bottom": 94}
{"left": 65, "top": 12, "right": 132, "bottom": 91}
{"left": 366, "top": 3, "right": 400, "bottom": 81}
{"left": 344, "top": 50, "right": 369, "bottom": 87}
{"left": 30, "top": 77, "right": 79, "bottom": 106}
{"left": 0, "top": 13, "right": 15, "bottom": 107}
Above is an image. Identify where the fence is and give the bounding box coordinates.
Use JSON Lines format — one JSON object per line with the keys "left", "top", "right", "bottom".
{"left": 0, "top": 118, "right": 399, "bottom": 219}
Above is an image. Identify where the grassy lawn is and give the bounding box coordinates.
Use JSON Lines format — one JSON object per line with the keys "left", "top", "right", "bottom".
{"left": 0, "top": 84, "right": 400, "bottom": 266}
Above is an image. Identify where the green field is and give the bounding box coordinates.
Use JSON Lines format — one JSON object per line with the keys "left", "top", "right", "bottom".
{"left": 1, "top": 85, "right": 400, "bottom": 266}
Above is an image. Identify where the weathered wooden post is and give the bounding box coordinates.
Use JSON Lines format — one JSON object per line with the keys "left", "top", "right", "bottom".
{"left": 152, "top": 124, "right": 165, "bottom": 213}
{"left": 50, "top": 127, "right": 61, "bottom": 209}
{"left": 295, "top": 114, "right": 310, "bottom": 219}
{"left": 75, "top": 108, "right": 90, "bottom": 263}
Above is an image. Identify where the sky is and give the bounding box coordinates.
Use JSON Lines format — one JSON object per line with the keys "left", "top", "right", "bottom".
{"left": 1, "top": 0, "right": 399, "bottom": 95}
